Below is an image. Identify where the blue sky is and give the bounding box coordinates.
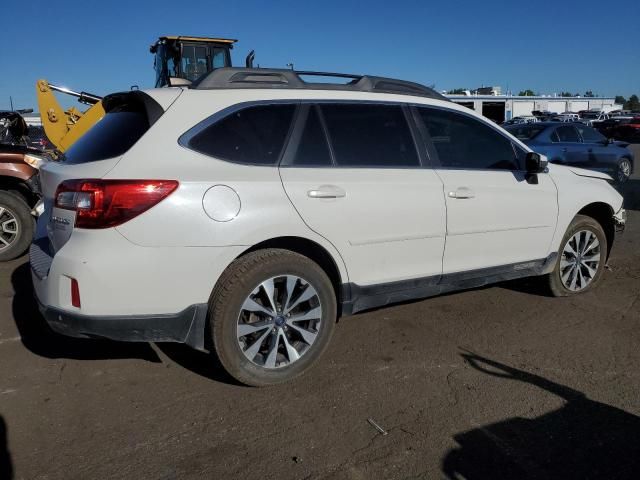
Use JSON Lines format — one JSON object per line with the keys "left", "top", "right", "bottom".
{"left": 1, "top": 0, "right": 639, "bottom": 111}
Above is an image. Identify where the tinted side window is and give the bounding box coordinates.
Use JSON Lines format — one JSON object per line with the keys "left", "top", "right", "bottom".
{"left": 188, "top": 104, "right": 295, "bottom": 165}
{"left": 556, "top": 126, "right": 580, "bottom": 142}
{"left": 292, "top": 106, "right": 332, "bottom": 166}
{"left": 320, "top": 104, "right": 419, "bottom": 167}
{"left": 418, "top": 107, "right": 519, "bottom": 170}
{"left": 577, "top": 125, "right": 605, "bottom": 143}
{"left": 550, "top": 131, "right": 560, "bottom": 143}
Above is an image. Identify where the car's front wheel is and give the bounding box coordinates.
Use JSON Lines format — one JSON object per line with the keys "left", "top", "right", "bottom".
{"left": 547, "top": 215, "right": 607, "bottom": 297}
{"left": 209, "top": 249, "right": 337, "bottom": 386}
{"left": 617, "top": 158, "right": 632, "bottom": 184}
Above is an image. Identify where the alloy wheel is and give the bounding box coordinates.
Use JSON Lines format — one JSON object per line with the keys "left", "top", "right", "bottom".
{"left": 560, "top": 229, "right": 601, "bottom": 292}
{"left": 0, "top": 206, "right": 19, "bottom": 251}
{"left": 618, "top": 159, "right": 631, "bottom": 183}
{"left": 237, "top": 275, "right": 322, "bottom": 369}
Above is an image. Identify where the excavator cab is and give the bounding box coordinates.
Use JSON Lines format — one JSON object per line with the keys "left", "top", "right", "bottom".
{"left": 37, "top": 35, "right": 240, "bottom": 153}
{"left": 150, "top": 36, "right": 236, "bottom": 87}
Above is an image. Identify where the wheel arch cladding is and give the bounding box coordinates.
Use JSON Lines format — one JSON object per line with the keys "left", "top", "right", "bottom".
{"left": 577, "top": 202, "right": 615, "bottom": 260}
{"left": 239, "top": 236, "right": 344, "bottom": 314}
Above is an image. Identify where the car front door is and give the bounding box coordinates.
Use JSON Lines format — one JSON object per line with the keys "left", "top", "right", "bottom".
{"left": 414, "top": 106, "right": 558, "bottom": 274}
{"left": 280, "top": 103, "right": 446, "bottom": 287}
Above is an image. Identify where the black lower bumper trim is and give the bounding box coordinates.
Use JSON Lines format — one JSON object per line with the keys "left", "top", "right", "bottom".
{"left": 38, "top": 301, "right": 209, "bottom": 351}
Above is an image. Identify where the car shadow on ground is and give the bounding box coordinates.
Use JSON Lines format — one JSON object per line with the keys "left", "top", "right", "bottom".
{"left": 11, "top": 261, "right": 161, "bottom": 362}
{"left": 497, "top": 276, "right": 552, "bottom": 297}
{"left": 155, "top": 343, "right": 243, "bottom": 386}
{"left": 441, "top": 352, "right": 640, "bottom": 479}
{"left": 0, "top": 416, "right": 12, "bottom": 480}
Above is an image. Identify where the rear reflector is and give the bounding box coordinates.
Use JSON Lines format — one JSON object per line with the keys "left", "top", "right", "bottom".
{"left": 55, "top": 179, "right": 178, "bottom": 228}
{"left": 70, "top": 278, "right": 81, "bottom": 308}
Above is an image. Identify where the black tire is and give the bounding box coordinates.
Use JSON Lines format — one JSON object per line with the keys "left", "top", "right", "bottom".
{"left": 617, "top": 158, "right": 632, "bottom": 184}
{"left": 209, "top": 248, "right": 337, "bottom": 386}
{"left": 0, "top": 191, "right": 34, "bottom": 262}
{"left": 547, "top": 215, "right": 607, "bottom": 297}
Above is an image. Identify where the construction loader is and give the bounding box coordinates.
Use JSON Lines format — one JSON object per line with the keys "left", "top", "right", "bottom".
{"left": 37, "top": 36, "right": 238, "bottom": 153}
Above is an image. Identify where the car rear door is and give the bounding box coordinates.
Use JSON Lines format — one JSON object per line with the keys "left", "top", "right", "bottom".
{"left": 576, "top": 124, "right": 618, "bottom": 174}
{"left": 553, "top": 125, "right": 586, "bottom": 166}
{"left": 279, "top": 102, "right": 446, "bottom": 287}
{"left": 414, "top": 105, "right": 558, "bottom": 274}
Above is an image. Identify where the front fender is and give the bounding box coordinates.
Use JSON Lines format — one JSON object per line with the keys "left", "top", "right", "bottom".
{"left": 548, "top": 164, "right": 623, "bottom": 254}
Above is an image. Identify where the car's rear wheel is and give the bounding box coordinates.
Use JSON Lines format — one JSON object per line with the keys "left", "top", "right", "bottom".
{"left": 547, "top": 215, "right": 607, "bottom": 297}
{"left": 617, "top": 158, "right": 632, "bottom": 184}
{"left": 0, "top": 191, "right": 34, "bottom": 262}
{"left": 209, "top": 248, "right": 336, "bottom": 386}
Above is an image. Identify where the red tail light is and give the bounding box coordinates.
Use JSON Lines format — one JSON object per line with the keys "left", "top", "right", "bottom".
{"left": 70, "top": 278, "right": 81, "bottom": 308}
{"left": 54, "top": 179, "right": 178, "bottom": 229}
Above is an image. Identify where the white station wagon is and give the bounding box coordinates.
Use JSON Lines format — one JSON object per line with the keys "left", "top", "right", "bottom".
{"left": 31, "top": 68, "right": 626, "bottom": 385}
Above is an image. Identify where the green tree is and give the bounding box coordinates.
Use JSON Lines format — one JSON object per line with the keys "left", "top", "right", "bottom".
{"left": 447, "top": 88, "right": 467, "bottom": 94}
{"left": 615, "top": 95, "right": 627, "bottom": 105}
{"left": 584, "top": 90, "right": 595, "bottom": 98}
{"left": 560, "top": 92, "right": 573, "bottom": 97}
{"left": 624, "top": 94, "right": 640, "bottom": 111}
{"left": 518, "top": 89, "right": 535, "bottom": 96}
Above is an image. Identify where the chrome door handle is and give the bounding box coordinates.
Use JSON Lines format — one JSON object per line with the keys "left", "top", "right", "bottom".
{"left": 448, "top": 187, "right": 475, "bottom": 199}
{"left": 307, "top": 185, "right": 346, "bottom": 199}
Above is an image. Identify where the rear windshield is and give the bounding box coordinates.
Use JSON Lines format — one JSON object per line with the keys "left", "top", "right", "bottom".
{"left": 63, "top": 109, "right": 150, "bottom": 164}
{"left": 505, "top": 125, "right": 546, "bottom": 140}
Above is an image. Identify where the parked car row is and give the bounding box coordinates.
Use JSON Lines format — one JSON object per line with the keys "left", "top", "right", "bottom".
{"left": 595, "top": 116, "right": 640, "bottom": 142}
{"left": 28, "top": 67, "right": 626, "bottom": 386}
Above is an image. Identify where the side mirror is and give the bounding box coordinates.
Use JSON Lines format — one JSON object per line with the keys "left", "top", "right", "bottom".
{"left": 525, "top": 152, "right": 548, "bottom": 173}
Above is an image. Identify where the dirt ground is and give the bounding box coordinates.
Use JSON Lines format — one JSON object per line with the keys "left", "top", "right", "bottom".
{"left": 1, "top": 149, "right": 639, "bottom": 480}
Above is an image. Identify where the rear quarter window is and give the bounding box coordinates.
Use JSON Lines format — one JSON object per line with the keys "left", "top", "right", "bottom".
{"left": 186, "top": 104, "right": 296, "bottom": 165}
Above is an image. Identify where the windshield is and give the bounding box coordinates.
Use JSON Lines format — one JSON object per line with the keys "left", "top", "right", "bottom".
{"left": 181, "top": 45, "right": 209, "bottom": 82}
{"left": 505, "top": 125, "right": 546, "bottom": 140}
{"left": 581, "top": 112, "right": 599, "bottom": 119}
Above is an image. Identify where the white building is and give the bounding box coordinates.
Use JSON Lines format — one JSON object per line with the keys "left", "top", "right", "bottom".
{"left": 445, "top": 94, "right": 620, "bottom": 123}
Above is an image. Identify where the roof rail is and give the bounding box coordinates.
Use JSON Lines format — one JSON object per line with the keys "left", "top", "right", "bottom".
{"left": 191, "top": 67, "right": 448, "bottom": 101}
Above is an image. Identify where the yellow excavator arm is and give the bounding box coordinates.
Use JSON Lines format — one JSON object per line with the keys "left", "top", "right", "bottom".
{"left": 36, "top": 79, "right": 105, "bottom": 153}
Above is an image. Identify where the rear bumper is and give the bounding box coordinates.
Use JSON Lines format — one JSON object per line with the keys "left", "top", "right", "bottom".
{"left": 37, "top": 297, "right": 209, "bottom": 350}
{"left": 30, "top": 223, "right": 245, "bottom": 351}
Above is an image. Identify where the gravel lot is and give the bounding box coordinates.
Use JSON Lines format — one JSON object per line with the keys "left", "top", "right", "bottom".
{"left": 1, "top": 147, "right": 639, "bottom": 480}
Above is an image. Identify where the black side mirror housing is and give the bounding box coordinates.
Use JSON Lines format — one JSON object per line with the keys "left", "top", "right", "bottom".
{"left": 525, "top": 152, "right": 548, "bottom": 174}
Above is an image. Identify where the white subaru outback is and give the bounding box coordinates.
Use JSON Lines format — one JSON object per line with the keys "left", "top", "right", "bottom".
{"left": 31, "top": 68, "right": 626, "bottom": 386}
